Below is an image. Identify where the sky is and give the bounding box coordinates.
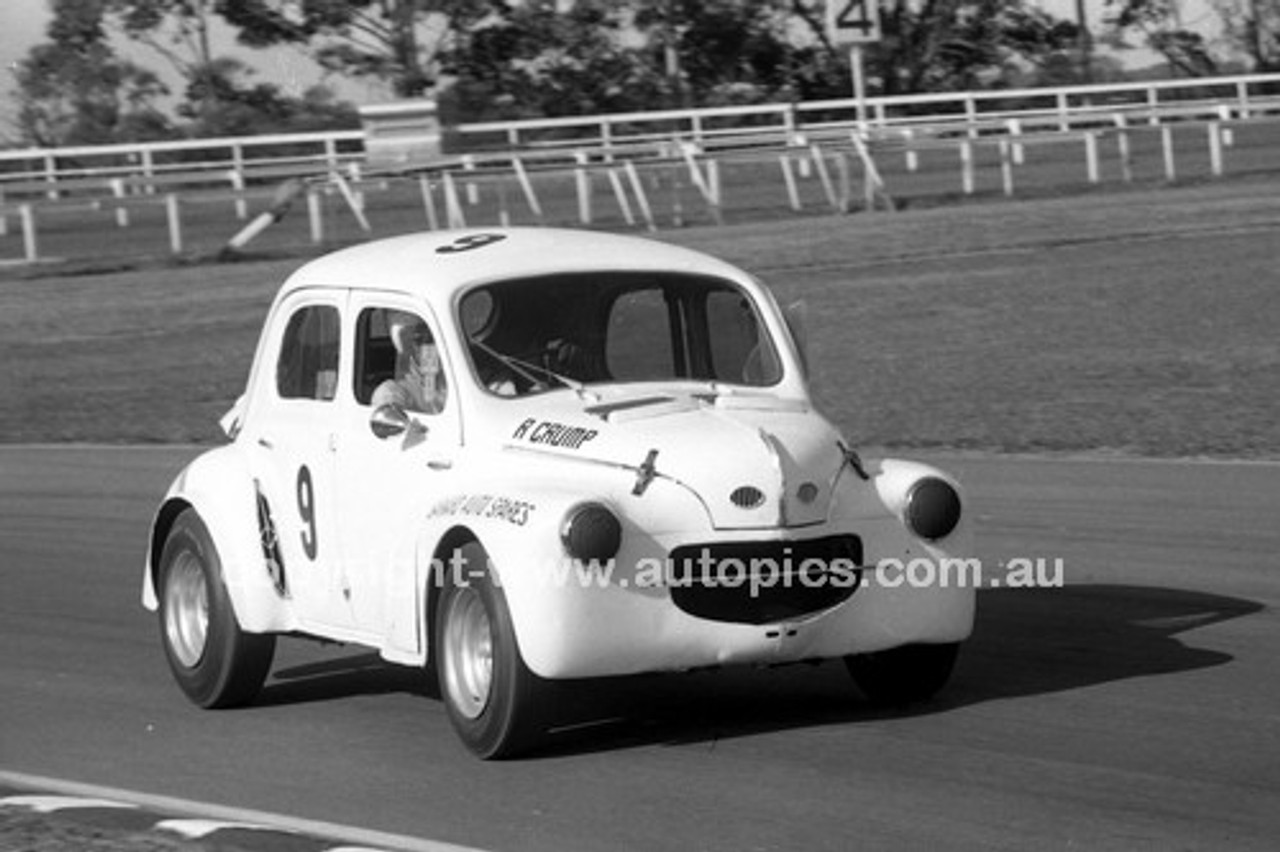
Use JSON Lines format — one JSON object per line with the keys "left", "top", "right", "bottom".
{"left": 0, "top": 0, "right": 389, "bottom": 136}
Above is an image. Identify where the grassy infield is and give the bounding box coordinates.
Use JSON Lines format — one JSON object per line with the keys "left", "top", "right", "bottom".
{"left": 2, "top": 177, "right": 1278, "bottom": 458}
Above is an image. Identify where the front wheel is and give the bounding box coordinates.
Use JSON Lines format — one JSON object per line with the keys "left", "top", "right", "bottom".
{"left": 157, "top": 508, "right": 275, "bottom": 708}
{"left": 435, "top": 542, "right": 546, "bottom": 759}
{"left": 845, "top": 642, "right": 960, "bottom": 707}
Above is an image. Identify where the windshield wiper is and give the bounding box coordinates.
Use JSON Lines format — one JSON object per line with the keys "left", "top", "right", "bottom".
{"left": 471, "top": 338, "right": 584, "bottom": 393}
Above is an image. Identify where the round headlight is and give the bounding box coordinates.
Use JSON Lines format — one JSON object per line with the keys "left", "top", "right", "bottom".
{"left": 561, "top": 503, "right": 622, "bottom": 562}
{"left": 904, "top": 477, "right": 961, "bottom": 541}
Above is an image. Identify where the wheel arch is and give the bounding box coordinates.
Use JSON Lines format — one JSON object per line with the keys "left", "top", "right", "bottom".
{"left": 424, "top": 524, "right": 481, "bottom": 669}
{"left": 143, "top": 448, "right": 294, "bottom": 634}
{"left": 145, "top": 496, "right": 194, "bottom": 605}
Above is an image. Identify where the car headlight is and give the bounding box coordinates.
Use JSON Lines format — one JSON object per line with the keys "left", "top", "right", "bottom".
{"left": 560, "top": 502, "right": 622, "bottom": 562}
{"left": 904, "top": 477, "right": 961, "bottom": 541}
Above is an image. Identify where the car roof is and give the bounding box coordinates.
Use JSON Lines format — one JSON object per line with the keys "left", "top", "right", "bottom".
{"left": 280, "top": 228, "right": 751, "bottom": 301}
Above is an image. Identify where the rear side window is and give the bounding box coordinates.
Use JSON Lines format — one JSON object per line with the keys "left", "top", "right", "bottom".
{"left": 276, "top": 305, "right": 341, "bottom": 401}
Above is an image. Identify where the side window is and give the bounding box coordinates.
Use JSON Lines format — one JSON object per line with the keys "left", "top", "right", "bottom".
{"left": 355, "top": 307, "right": 448, "bottom": 413}
{"left": 276, "top": 305, "right": 340, "bottom": 401}
{"left": 605, "top": 289, "right": 677, "bottom": 381}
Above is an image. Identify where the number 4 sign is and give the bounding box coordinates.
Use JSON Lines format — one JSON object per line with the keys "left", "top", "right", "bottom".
{"left": 827, "top": 0, "right": 882, "bottom": 44}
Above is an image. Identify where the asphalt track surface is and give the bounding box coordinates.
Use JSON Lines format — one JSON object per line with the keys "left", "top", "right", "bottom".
{"left": 2, "top": 446, "right": 1278, "bottom": 851}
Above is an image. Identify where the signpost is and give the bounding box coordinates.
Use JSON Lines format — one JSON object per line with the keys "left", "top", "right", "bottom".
{"left": 826, "top": 0, "right": 882, "bottom": 127}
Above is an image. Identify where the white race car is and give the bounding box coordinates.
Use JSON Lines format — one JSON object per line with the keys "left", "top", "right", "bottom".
{"left": 143, "top": 228, "right": 974, "bottom": 758}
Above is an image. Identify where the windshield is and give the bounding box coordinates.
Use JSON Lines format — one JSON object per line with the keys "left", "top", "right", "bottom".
{"left": 458, "top": 272, "right": 783, "bottom": 397}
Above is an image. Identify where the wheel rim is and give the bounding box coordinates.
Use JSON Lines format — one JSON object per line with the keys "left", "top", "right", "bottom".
{"left": 442, "top": 584, "right": 494, "bottom": 720}
{"left": 164, "top": 551, "right": 209, "bottom": 669}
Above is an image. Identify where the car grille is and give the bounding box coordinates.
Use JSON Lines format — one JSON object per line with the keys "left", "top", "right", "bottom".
{"left": 667, "top": 535, "right": 863, "bottom": 625}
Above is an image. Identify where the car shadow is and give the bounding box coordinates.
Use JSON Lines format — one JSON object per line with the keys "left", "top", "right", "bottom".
{"left": 244, "top": 584, "right": 1263, "bottom": 754}
{"left": 529, "top": 583, "right": 1264, "bottom": 756}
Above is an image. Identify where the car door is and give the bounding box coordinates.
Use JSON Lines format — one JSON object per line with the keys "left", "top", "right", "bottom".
{"left": 333, "top": 296, "right": 462, "bottom": 637}
{"left": 240, "top": 289, "right": 351, "bottom": 630}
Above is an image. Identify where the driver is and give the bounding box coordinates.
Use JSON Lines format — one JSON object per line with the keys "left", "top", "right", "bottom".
{"left": 373, "top": 316, "right": 447, "bottom": 414}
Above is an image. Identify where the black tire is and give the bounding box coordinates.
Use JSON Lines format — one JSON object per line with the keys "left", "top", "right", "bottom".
{"left": 435, "top": 541, "right": 546, "bottom": 759}
{"left": 845, "top": 642, "right": 960, "bottom": 707}
{"left": 157, "top": 508, "right": 275, "bottom": 708}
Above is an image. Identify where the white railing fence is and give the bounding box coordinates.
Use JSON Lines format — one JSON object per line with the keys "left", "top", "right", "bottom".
{"left": 2, "top": 73, "right": 1279, "bottom": 263}
{"left": 2, "top": 73, "right": 1278, "bottom": 189}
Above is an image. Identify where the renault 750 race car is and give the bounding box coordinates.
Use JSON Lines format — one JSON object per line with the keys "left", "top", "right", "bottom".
{"left": 143, "top": 228, "right": 973, "bottom": 758}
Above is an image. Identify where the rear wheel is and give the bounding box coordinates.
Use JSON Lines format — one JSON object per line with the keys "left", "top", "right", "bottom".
{"left": 845, "top": 642, "right": 960, "bottom": 707}
{"left": 157, "top": 508, "right": 275, "bottom": 708}
{"left": 436, "top": 542, "right": 546, "bottom": 759}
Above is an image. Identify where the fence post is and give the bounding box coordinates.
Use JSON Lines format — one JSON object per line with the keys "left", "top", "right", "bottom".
{"left": 960, "top": 140, "right": 975, "bottom": 195}
{"left": 1218, "top": 105, "right": 1235, "bottom": 146}
{"left": 333, "top": 174, "right": 372, "bottom": 232}
{"left": 165, "top": 194, "right": 183, "bottom": 255}
{"left": 606, "top": 168, "right": 635, "bottom": 226}
{"left": 461, "top": 155, "right": 479, "bottom": 205}
{"left": 1057, "top": 91, "right": 1070, "bottom": 133}
{"left": 1161, "top": 125, "right": 1177, "bottom": 181}
{"left": 902, "top": 129, "right": 918, "bottom": 172}
{"left": 669, "top": 156, "right": 685, "bottom": 228}
{"left": 141, "top": 149, "right": 156, "bottom": 194}
{"left": 1007, "top": 118, "right": 1025, "bottom": 165}
{"left": 20, "top": 204, "right": 38, "bottom": 262}
{"left": 511, "top": 157, "right": 544, "bottom": 222}
{"left": 44, "top": 154, "right": 59, "bottom": 200}
{"left": 623, "top": 161, "right": 656, "bottom": 231}
{"left": 809, "top": 144, "right": 839, "bottom": 212}
{"left": 1085, "top": 132, "right": 1099, "bottom": 184}
{"left": 496, "top": 173, "right": 511, "bottom": 227}
{"left": 574, "top": 151, "right": 593, "bottom": 225}
{"left": 681, "top": 144, "right": 723, "bottom": 224}
{"left": 1236, "top": 79, "right": 1250, "bottom": 119}
{"left": 110, "top": 178, "right": 130, "bottom": 227}
{"left": 325, "top": 137, "right": 338, "bottom": 175}
{"left": 307, "top": 187, "right": 324, "bottom": 244}
{"left": 1208, "top": 122, "right": 1224, "bottom": 177}
{"left": 442, "top": 172, "right": 467, "bottom": 228}
{"left": 1115, "top": 114, "right": 1133, "bottom": 183}
{"left": 229, "top": 169, "right": 247, "bottom": 220}
{"left": 779, "top": 154, "right": 802, "bottom": 211}
{"left": 999, "top": 139, "right": 1014, "bottom": 197}
{"left": 419, "top": 175, "right": 439, "bottom": 230}
{"left": 231, "top": 143, "right": 247, "bottom": 220}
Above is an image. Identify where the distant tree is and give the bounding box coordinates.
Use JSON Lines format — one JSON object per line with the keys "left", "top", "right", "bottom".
{"left": 630, "top": 0, "right": 800, "bottom": 106}
{"left": 178, "top": 58, "right": 359, "bottom": 137}
{"left": 438, "top": 0, "right": 662, "bottom": 123}
{"left": 629, "top": 0, "right": 1085, "bottom": 107}
{"left": 104, "top": 0, "right": 224, "bottom": 118}
{"left": 1205, "top": 0, "right": 1278, "bottom": 71}
{"left": 215, "top": 0, "right": 493, "bottom": 98}
{"left": 868, "top": 0, "right": 1086, "bottom": 94}
{"left": 12, "top": 0, "right": 171, "bottom": 146}
{"left": 97, "top": 0, "right": 361, "bottom": 135}
{"left": 1102, "top": 0, "right": 1221, "bottom": 75}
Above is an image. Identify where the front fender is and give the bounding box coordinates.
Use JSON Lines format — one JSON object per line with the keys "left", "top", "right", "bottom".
{"left": 142, "top": 444, "right": 294, "bottom": 634}
{"left": 451, "top": 475, "right": 708, "bottom": 678}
